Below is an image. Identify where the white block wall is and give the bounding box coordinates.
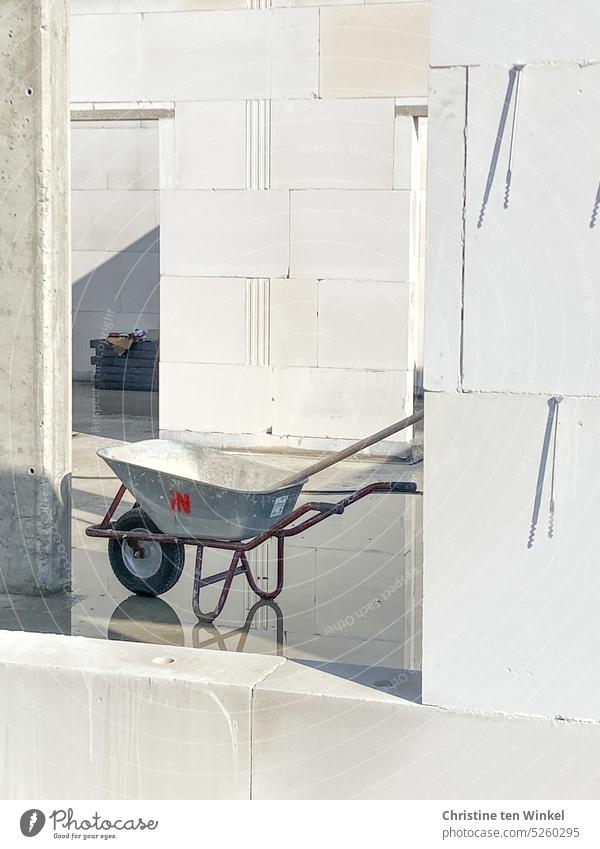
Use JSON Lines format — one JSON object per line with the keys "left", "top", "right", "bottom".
{"left": 423, "top": 0, "right": 600, "bottom": 719}
{"left": 70, "top": 1, "right": 429, "bottom": 449}
{"left": 71, "top": 121, "right": 159, "bottom": 379}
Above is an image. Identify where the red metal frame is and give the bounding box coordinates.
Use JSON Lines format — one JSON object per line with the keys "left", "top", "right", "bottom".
{"left": 86, "top": 481, "right": 421, "bottom": 622}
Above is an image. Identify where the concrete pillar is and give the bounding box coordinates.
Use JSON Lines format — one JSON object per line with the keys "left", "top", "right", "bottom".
{"left": 0, "top": 1, "right": 70, "bottom": 594}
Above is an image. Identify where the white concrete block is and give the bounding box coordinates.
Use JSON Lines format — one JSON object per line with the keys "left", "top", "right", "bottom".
{"left": 72, "top": 190, "right": 158, "bottom": 252}
{"left": 463, "top": 63, "right": 600, "bottom": 395}
{"left": 72, "top": 124, "right": 158, "bottom": 191}
{"left": 430, "top": 0, "right": 600, "bottom": 68}
{"left": 273, "top": 367, "right": 412, "bottom": 440}
{"left": 393, "top": 113, "right": 414, "bottom": 190}
{"left": 71, "top": 0, "right": 170, "bottom": 10}
{"left": 71, "top": 127, "right": 109, "bottom": 190}
{"left": 423, "top": 391, "right": 600, "bottom": 720}
{"left": 315, "top": 548, "right": 411, "bottom": 643}
{"left": 318, "top": 280, "right": 411, "bottom": 370}
{"left": 271, "top": 99, "right": 394, "bottom": 190}
{"left": 272, "top": 0, "right": 360, "bottom": 6}
{"left": 161, "top": 190, "right": 289, "bottom": 278}
{"left": 271, "top": 9, "right": 319, "bottom": 99}
{"left": 141, "top": 9, "right": 318, "bottom": 101}
{"left": 160, "top": 362, "right": 272, "bottom": 434}
{"left": 320, "top": 4, "right": 429, "bottom": 98}
{"left": 253, "top": 660, "right": 600, "bottom": 799}
{"left": 70, "top": 14, "right": 142, "bottom": 102}
{"left": 160, "top": 277, "right": 246, "bottom": 365}
{"left": 0, "top": 631, "right": 283, "bottom": 799}
{"left": 178, "top": 0, "right": 243, "bottom": 7}
{"left": 291, "top": 493, "right": 410, "bottom": 555}
{"left": 141, "top": 10, "right": 270, "bottom": 101}
{"left": 290, "top": 190, "right": 410, "bottom": 281}
{"left": 270, "top": 278, "right": 318, "bottom": 367}
{"left": 175, "top": 101, "right": 246, "bottom": 190}
{"left": 106, "top": 126, "right": 159, "bottom": 191}
{"left": 270, "top": 544, "right": 317, "bottom": 636}
{"left": 72, "top": 0, "right": 243, "bottom": 10}
{"left": 423, "top": 67, "right": 466, "bottom": 392}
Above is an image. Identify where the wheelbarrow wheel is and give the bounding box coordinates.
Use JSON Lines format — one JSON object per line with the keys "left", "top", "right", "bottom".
{"left": 108, "top": 508, "right": 185, "bottom": 597}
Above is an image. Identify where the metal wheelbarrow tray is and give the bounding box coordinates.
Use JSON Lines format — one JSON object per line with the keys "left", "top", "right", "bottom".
{"left": 86, "top": 413, "right": 423, "bottom": 622}
{"left": 97, "top": 439, "right": 307, "bottom": 541}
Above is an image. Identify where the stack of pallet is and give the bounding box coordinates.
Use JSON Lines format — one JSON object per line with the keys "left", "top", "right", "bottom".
{"left": 90, "top": 338, "right": 159, "bottom": 392}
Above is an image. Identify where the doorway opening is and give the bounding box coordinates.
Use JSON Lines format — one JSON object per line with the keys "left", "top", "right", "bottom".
{"left": 71, "top": 116, "right": 160, "bottom": 442}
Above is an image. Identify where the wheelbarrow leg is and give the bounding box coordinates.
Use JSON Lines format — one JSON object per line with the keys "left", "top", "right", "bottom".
{"left": 192, "top": 546, "right": 242, "bottom": 623}
{"left": 240, "top": 535, "right": 285, "bottom": 600}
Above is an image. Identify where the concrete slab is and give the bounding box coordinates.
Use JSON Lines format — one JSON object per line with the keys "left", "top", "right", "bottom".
{"left": 0, "top": 630, "right": 283, "bottom": 798}
{"left": 2, "top": 628, "right": 600, "bottom": 800}
{"left": 253, "top": 658, "right": 600, "bottom": 799}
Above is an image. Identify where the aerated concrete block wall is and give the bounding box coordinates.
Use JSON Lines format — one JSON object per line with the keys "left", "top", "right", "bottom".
{"left": 71, "top": 121, "right": 160, "bottom": 379}
{"left": 4, "top": 631, "right": 600, "bottom": 800}
{"left": 69, "top": 0, "right": 429, "bottom": 453}
{"left": 423, "top": 0, "right": 600, "bottom": 719}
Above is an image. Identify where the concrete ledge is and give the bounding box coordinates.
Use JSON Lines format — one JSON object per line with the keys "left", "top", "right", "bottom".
{"left": 0, "top": 631, "right": 283, "bottom": 799}
{"left": 1, "top": 631, "right": 599, "bottom": 799}
{"left": 71, "top": 102, "right": 175, "bottom": 121}
{"left": 253, "top": 663, "right": 600, "bottom": 799}
{"left": 159, "top": 428, "right": 416, "bottom": 462}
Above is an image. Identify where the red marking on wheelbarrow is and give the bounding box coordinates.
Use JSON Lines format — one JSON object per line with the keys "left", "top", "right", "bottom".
{"left": 169, "top": 490, "right": 191, "bottom": 514}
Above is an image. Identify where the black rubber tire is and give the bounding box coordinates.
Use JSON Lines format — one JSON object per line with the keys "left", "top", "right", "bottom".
{"left": 108, "top": 508, "right": 185, "bottom": 596}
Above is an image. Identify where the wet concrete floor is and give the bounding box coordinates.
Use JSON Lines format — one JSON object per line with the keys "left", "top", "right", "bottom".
{"left": 0, "top": 383, "right": 423, "bottom": 700}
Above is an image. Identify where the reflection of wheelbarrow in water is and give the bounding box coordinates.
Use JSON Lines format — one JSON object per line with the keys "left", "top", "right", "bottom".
{"left": 86, "top": 412, "right": 423, "bottom": 622}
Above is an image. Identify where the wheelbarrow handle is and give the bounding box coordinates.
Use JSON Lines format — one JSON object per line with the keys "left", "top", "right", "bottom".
{"left": 276, "top": 411, "right": 423, "bottom": 489}
{"left": 390, "top": 481, "right": 418, "bottom": 493}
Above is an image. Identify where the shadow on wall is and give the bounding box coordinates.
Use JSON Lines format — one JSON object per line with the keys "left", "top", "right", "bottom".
{"left": 478, "top": 64, "right": 523, "bottom": 228}
{"left": 72, "top": 228, "right": 160, "bottom": 380}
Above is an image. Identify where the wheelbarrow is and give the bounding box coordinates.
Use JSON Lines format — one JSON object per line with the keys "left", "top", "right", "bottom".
{"left": 86, "top": 412, "right": 423, "bottom": 622}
